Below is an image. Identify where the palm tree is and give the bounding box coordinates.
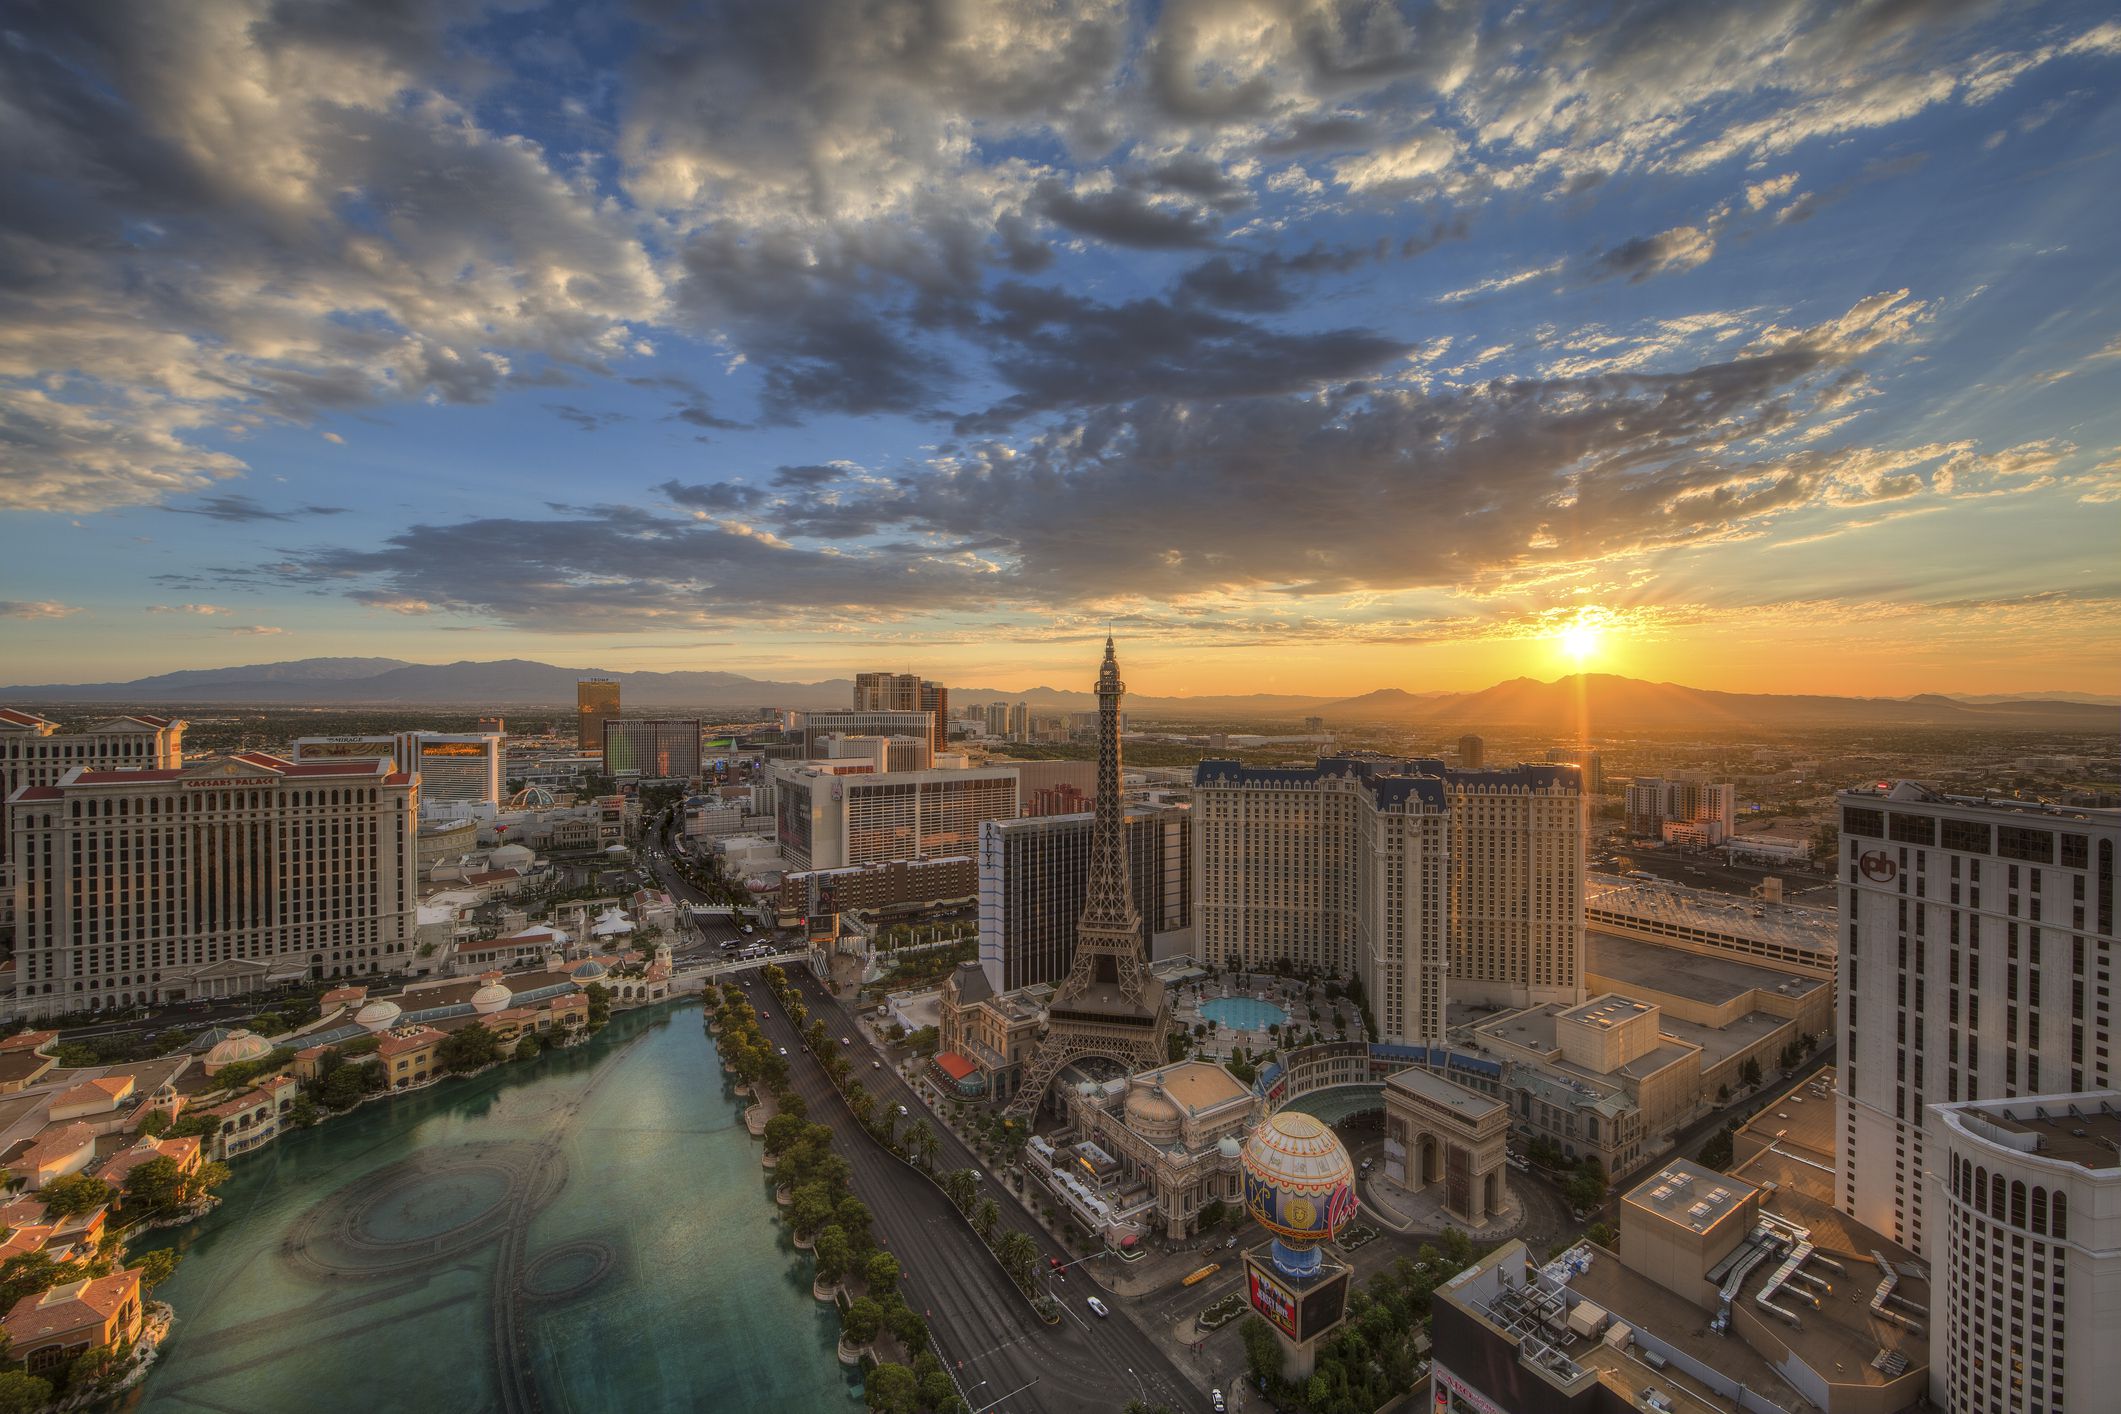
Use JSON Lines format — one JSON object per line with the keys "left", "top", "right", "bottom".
{"left": 995, "top": 1230, "right": 1038, "bottom": 1291}
{"left": 905, "top": 1119, "right": 938, "bottom": 1169}
{"left": 973, "top": 1197, "right": 999, "bottom": 1242}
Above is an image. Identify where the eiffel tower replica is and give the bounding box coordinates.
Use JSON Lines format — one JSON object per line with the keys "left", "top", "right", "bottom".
{"left": 1006, "top": 637, "right": 1170, "bottom": 1117}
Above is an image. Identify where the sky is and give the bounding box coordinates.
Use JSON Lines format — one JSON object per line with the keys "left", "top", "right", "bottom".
{"left": 2, "top": 0, "right": 2118, "bottom": 700}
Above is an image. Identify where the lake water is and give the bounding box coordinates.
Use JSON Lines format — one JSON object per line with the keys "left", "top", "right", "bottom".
{"left": 121, "top": 1002, "right": 861, "bottom": 1413}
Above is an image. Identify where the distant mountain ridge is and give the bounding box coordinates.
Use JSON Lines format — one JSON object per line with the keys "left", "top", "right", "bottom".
{"left": 1, "top": 659, "right": 2113, "bottom": 731}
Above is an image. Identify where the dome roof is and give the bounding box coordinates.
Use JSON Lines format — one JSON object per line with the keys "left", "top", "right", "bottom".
{"left": 471, "top": 981, "right": 513, "bottom": 1015}
{"left": 571, "top": 959, "right": 608, "bottom": 983}
{"left": 1218, "top": 1135, "right": 1245, "bottom": 1159}
{"left": 204, "top": 1028, "right": 272, "bottom": 1073}
{"left": 1240, "top": 1111, "right": 1358, "bottom": 1247}
{"left": 488, "top": 843, "right": 534, "bottom": 868}
{"left": 1124, "top": 1084, "right": 1182, "bottom": 1142}
{"left": 354, "top": 999, "right": 403, "bottom": 1033}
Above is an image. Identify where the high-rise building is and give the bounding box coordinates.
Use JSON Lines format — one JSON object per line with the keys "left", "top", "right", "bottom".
{"left": 769, "top": 761, "right": 1019, "bottom": 871}
{"left": 1457, "top": 734, "right": 1484, "bottom": 769}
{"left": 1, "top": 710, "right": 186, "bottom": 941}
{"left": 602, "top": 719, "right": 702, "bottom": 780}
{"left": 853, "top": 671, "right": 919, "bottom": 710}
{"left": 6, "top": 752, "right": 418, "bottom": 1015}
{"left": 1546, "top": 746, "right": 1603, "bottom": 793}
{"left": 1835, "top": 782, "right": 2118, "bottom": 1257}
{"left": 798, "top": 710, "right": 932, "bottom": 759}
{"left": 1008, "top": 638, "right": 1171, "bottom": 1115}
{"left": 823, "top": 734, "right": 932, "bottom": 773}
{"left": 1008, "top": 702, "right": 1031, "bottom": 741}
{"left": 983, "top": 702, "right": 1010, "bottom": 737}
{"left": 917, "top": 681, "right": 949, "bottom": 753}
{"left": 292, "top": 732, "right": 502, "bottom": 805}
{"left": 476, "top": 716, "right": 505, "bottom": 736}
{"left": 576, "top": 679, "right": 619, "bottom": 753}
{"left": 1192, "top": 756, "right": 1584, "bottom": 1038}
{"left": 1625, "top": 776, "right": 1733, "bottom": 844}
{"left": 850, "top": 672, "right": 948, "bottom": 753}
{"left": 978, "top": 803, "right": 1193, "bottom": 993}
{"left": 1930, "top": 1091, "right": 2121, "bottom": 1414}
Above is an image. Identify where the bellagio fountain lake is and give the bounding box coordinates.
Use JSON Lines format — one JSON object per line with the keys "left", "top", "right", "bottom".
{"left": 118, "top": 1001, "right": 860, "bottom": 1413}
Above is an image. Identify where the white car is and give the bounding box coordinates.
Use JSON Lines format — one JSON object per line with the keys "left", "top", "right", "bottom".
{"left": 1212, "top": 1391, "right": 1226, "bottom": 1413}
{"left": 777, "top": 1047, "right": 788, "bottom": 1057}
{"left": 1086, "top": 1296, "right": 1109, "bottom": 1318}
{"left": 897, "top": 1104, "right": 910, "bottom": 1117}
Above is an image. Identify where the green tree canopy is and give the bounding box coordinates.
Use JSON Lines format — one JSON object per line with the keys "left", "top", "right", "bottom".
{"left": 841, "top": 1296, "right": 883, "bottom": 1344}
{"left": 37, "top": 1173, "right": 112, "bottom": 1220}
{"left": 864, "top": 1250, "right": 901, "bottom": 1293}
{"left": 863, "top": 1361, "right": 919, "bottom": 1414}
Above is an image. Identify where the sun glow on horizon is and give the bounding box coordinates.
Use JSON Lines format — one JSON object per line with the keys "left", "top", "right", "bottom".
{"left": 1559, "top": 620, "right": 1603, "bottom": 666}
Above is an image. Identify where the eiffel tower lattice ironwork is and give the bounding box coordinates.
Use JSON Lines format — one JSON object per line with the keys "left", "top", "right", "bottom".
{"left": 1006, "top": 637, "right": 1170, "bottom": 1116}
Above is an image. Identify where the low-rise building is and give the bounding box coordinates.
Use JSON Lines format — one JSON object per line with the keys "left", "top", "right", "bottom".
{"left": 777, "top": 855, "right": 978, "bottom": 922}
{"left": 375, "top": 1026, "right": 446, "bottom": 1090}
{"left": 1382, "top": 1067, "right": 1509, "bottom": 1225}
{"left": 1586, "top": 873, "right": 1835, "bottom": 976}
{"left": 935, "top": 962, "right": 1044, "bottom": 1101}
{"left": 0, "top": 1269, "right": 145, "bottom": 1376}
{"left": 97, "top": 1133, "right": 204, "bottom": 1199}
{"left": 13, "top": 1121, "right": 96, "bottom": 1189}
{"left": 1433, "top": 1159, "right": 1928, "bottom": 1414}
{"left": 1053, "top": 1058, "right": 1259, "bottom": 1241}
{"left": 201, "top": 1074, "right": 298, "bottom": 1161}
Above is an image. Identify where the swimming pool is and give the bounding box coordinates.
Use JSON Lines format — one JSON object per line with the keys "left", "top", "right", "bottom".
{"left": 1201, "top": 996, "right": 1288, "bottom": 1031}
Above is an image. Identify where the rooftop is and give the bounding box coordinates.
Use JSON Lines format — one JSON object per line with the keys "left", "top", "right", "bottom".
{"left": 1560, "top": 995, "right": 1655, "bottom": 1028}
{"left": 1839, "top": 780, "right": 2120, "bottom": 822}
{"left": 1144, "top": 1060, "right": 1251, "bottom": 1115}
{"left": 1622, "top": 1159, "right": 1757, "bottom": 1235}
{"left": 1587, "top": 931, "right": 1828, "bottom": 1008}
{"left": 1384, "top": 1066, "right": 1506, "bottom": 1122}
{"left": 1939, "top": 1092, "right": 2121, "bottom": 1173}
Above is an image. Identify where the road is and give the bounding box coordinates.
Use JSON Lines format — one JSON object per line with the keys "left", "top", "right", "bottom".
{"left": 736, "top": 969, "right": 1207, "bottom": 1413}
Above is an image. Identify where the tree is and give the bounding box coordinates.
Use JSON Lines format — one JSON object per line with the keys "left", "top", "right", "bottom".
{"left": 38, "top": 1173, "right": 112, "bottom": 1220}
{"left": 1240, "top": 1315, "right": 1281, "bottom": 1381}
{"left": 1699, "top": 1128, "right": 1736, "bottom": 1171}
{"left": 764, "top": 1112, "right": 809, "bottom": 1157}
{"left": 885, "top": 1300, "right": 927, "bottom": 1352}
{"left": 0, "top": 1253, "right": 63, "bottom": 1308}
{"left": 136, "top": 1109, "right": 171, "bottom": 1139}
{"left": 942, "top": 1168, "right": 978, "bottom": 1212}
{"left": 135, "top": 1247, "right": 182, "bottom": 1290}
{"left": 514, "top": 1033, "right": 544, "bottom": 1062}
{"left": 813, "top": 1226, "right": 852, "bottom": 1286}
{"left": 1566, "top": 1159, "right": 1608, "bottom": 1214}
{"left": 841, "top": 1296, "right": 884, "bottom": 1344}
{"left": 995, "top": 1230, "right": 1038, "bottom": 1290}
{"left": 1584, "top": 1222, "right": 1617, "bottom": 1249}
{"left": 906, "top": 1119, "right": 938, "bottom": 1170}
{"left": 0, "top": 1372, "right": 52, "bottom": 1414}
{"left": 790, "top": 1182, "right": 835, "bottom": 1238}
{"left": 864, "top": 1250, "right": 902, "bottom": 1294}
{"left": 1740, "top": 1056, "right": 1764, "bottom": 1090}
{"left": 1198, "top": 1199, "right": 1228, "bottom": 1230}
{"left": 973, "top": 1197, "right": 999, "bottom": 1242}
{"left": 121, "top": 1156, "right": 192, "bottom": 1218}
{"left": 864, "top": 1361, "right": 919, "bottom": 1414}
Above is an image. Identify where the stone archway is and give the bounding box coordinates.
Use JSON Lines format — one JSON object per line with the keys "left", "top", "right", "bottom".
{"left": 1419, "top": 1135, "right": 1443, "bottom": 1187}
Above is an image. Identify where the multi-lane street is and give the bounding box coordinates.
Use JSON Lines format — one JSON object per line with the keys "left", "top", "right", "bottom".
{"left": 735, "top": 969, "right": 1206, "bottom": 1413}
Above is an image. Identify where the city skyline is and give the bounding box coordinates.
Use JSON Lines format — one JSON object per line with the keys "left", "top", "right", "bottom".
{"left": 3, "top": 2, "right": 2119, "bottom": 697}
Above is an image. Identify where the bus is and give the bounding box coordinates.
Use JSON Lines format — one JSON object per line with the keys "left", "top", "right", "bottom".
{"left": 1182, "top": 1264, "right": 1220, "bottom": 1287}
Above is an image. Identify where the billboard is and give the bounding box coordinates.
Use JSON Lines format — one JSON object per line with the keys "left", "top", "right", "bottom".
{"left": 420, "top": 741, "right": 490, "bottom": 758}
{"left": 301, "top": 740, "right": 393, "bottom": 759}
{"left": 1246, "top": 1262, "right": 1298, "bottom": 1339}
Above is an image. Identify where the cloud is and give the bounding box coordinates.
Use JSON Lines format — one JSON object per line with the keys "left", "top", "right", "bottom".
{"left": 145, "top": 603, "right": 228, "bottom": 615}
{"left": 1587, "top": 225, "right": 1716, "bottom": 284}
{"left": 1437, "top": 261, "right": 1562, "bottom": 304}
{"left": 162, "top": 495, "right": 349, "bottom": 523}
{"left": 0, "top": 600, "right": 83, "bottom": 620}
{"left": 1032, "top": 180, "right": 1222, "bottom": 249}
{"left": 223, "top": 624, "right": 286, "bottom": 636}
{"left": 546, "top": 404, "right": 628, "bottom": 432}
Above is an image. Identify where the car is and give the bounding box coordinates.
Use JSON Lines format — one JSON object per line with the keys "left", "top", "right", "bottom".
{"left": 897, "top": 1104, "right": 910, "bottom": 1117}
{"left": 1086, "top": 1296, "right": 1109, "bottom": 1318}
{"left": 777, "top": 1047, "right": 788, "bottom": 1057}
{"left": 1359, "top": 1158, "right": 1372, "bottom": 1172}
{"left": 1225, "top": 1235, "right": 1238, "bottom": 1249}
{"left": 1048, "top": 1256, "right": 1064, "bottom": 1270}
{"left": 873, "top": 1060, "right": 882, "bottom": 1069}
{"left": 1212, "top": 1391, "right": 1226, "bottom": 1412}
{"left": 967, "top": 1169, "right": 981, "bottom": 1182}
{"left": 841, "top": 1037, "right": 852, "bottom": 1046}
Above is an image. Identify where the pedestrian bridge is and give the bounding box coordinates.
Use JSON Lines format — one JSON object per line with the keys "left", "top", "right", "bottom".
{"left": 676, "top": 949, "right": 810, "bottom": 984}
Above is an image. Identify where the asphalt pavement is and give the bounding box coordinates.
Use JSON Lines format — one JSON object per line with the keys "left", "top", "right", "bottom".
{"left": 738, "top": 970, "right": 1207, "bottom": 1413}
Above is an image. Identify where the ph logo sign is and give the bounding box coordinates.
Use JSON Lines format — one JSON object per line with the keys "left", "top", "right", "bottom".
{"left": 1859, "top": 851, "right": 1897, "bottom": 883}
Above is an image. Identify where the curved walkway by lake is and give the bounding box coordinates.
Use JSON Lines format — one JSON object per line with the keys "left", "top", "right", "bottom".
{"left": 121, "top": 1004, "right": 860, "bottom": 1413}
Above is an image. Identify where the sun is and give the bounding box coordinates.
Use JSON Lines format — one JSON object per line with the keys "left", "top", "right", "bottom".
{"left": 1559, "top": 622, "right": 1602, "bottom": 664}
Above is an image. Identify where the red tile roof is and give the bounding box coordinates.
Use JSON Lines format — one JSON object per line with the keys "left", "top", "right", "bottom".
{"left": 2, "top": 1269, "right": 141, "bottom": 1344}
{"left": 934, "top": 1052, "right": 979, "bottom": 1081}
{"left": 0, "top": 709, "right": 54, "bottom": 728}
{"left": 10, "top": 786, "right": 60, "bottom": 801}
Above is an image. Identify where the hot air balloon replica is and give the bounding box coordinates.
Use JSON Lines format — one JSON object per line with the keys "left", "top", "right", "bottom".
{"left": 1238, "top": 1110, "right": 1359, "bottom": 1380}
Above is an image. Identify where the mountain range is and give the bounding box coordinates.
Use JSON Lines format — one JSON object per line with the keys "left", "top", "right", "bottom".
{"left": 1, "top": 658, "right": 2113, "bottom": 732}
